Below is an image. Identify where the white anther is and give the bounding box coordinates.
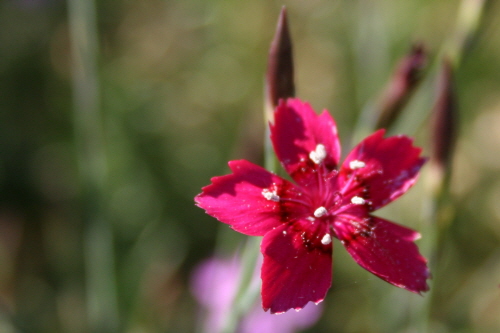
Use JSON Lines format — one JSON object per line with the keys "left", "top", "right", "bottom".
{"left": 321, "top": 233, "right": 332, "bottom": 245}
{"left": 262, "top": 189, "right": 280, "bottom": 202}
{"left": 349, "top": 160, "right": 366, "bottom": 170}
{"left": 313, "top": 206, "right": 328, "bottom": 218}
{"left": 309, "top": 144, "right": 327, "bottom": 164}
{"left": 351, "top": 196, "right": 366, "bottom": 205}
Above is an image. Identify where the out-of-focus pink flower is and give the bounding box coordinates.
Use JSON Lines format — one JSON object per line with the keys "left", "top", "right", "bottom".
{"left": 190, "top": 257, "right": 241, "bottom": 333}
{"left": 190, "top": 256, "right": 322, "bottom": 333}
{"left": 196, "top": 98, "right": 430, "bottom": 314}
{"left": 240, "top": 299, "right": 321, "bottom": 333}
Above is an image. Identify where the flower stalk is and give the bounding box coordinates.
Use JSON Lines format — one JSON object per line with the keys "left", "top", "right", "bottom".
{"left": 421, "top": 1, "right": 487, "bottom": 328}
{"left": 218, "top": 7, "right": 295, "bottom": 332}
{"left": 420, "top": 59, "right": 458, "bottom": 331}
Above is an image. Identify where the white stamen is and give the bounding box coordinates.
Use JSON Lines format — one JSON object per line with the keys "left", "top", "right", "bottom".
{"left": 309, "top": 144, "right": 327, "bottom": 164}
{"left": 351, "top": 196, "right": 366, "bottom": 205}
{"left": 283, "top": 230, "right": 287, "bottom": 235}
{"left": 349, "top": 160, "right": 366, "bottom": 170}
{"left": 262, "top": 189, "right": 280, "bottom": 202}
{"left": 321, "top": 233, "right": 332, "bottom": 245}
{"left": 313, "top": 206, "right": 328, "bottom": 218}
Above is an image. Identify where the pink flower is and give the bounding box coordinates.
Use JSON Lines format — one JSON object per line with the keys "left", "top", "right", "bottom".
{"left": 190, "top": 256, "right": 322, "bottom": 333}
{"left": 190, "top": 257, "right": 241, "bottom": 333}
{"left": 195, "top": 98, "right": 430, "bottom": 314}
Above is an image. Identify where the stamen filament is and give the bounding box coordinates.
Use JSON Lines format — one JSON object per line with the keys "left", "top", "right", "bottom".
{"left": 340, "top": 169, "right": 365, "bottom": 197}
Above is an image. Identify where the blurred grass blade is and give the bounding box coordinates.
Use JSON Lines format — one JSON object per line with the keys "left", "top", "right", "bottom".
{"left": 448, "top": 0, "right": 488, "bottom": 66}
{"left": 420, "top": 59, "right": 459, "bottom": 331}
{"left": 67, "top": 0, "right": 120, "bottom": 331}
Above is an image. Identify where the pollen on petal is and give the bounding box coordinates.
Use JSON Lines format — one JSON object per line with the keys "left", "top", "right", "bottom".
{"left": 349, "top": 160, "right": 366, "bottom": 170}
{"left": 321, "top": 233, "right": 332, "bottom": 245}
{"left": 351, "top": 196, "right": 366, "bottom": 205}
{"left": 309, "top": 144, "right": 327, "bottom": 164}
{"left": 262, "top": 189, "right": 280, "bottom": 202}
{"left": 313, "top": 206, "right": 328, "bottom": 218}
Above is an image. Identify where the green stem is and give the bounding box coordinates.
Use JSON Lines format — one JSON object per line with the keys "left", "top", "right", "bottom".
{"left": 67, "top": 0, "right": 120, "bottom": 331}
{"left": 447, "top": 0, "right": 488, "bottom": 67}
{"left": 217, "top": 98, "right": 279, "bottom": 333}
{"left": 421, "top": 1, "right": 486, "bottom": 329}
{"left": 219, "top": 237, "right": 262, "bottom": 333}
{"left": 415, "top": 160, "right": 457, "bottom": 333}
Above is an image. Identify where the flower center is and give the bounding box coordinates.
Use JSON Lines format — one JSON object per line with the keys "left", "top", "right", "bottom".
{"left": 308, "top": 191, "right": 343, "bottom": 221}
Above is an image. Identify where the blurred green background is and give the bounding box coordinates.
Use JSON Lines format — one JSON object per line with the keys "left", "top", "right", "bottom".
{"left": 1, "top": 0, "right": 500, "bottom": 332}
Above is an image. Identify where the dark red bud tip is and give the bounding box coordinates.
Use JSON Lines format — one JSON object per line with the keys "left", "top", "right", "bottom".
{"left": 402, "top": 43, "right": 427, "bottom": 86}
{"left": 266, "top": 6, "right": 295, "bottom": 110}
{"left": 375, "top": 43, "right": 428, "bottom": 129}
{"left": 432, "top": 58, "right": 457, "bottom": 171}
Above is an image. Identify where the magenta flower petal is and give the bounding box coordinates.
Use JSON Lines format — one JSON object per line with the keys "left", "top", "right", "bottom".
{"left": 339, "top": 129, "right": 426, "bottom": 210}
{"left": 196, "top": 160, "right": 295, "bottom": 236}
{"left": 271, "top": 98, "right": 341, "bottom": 186}
{"left": 334, "top": 216, "right": 430, "bottom": 293}
{"left": 261, "top": 224, "right": 332, "bottom": 314}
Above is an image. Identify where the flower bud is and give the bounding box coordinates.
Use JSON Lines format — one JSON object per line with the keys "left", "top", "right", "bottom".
{"left": 375, "top": 43, "right": 427, "bottom": 129}
{"left": 265, "top": 6, "right": 295, "bottom": 118}
{"left": 432, "top": 58, "right": 457, "bottom": 173}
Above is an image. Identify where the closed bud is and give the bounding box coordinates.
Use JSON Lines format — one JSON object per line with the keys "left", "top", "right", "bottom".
{"left": 375, "top": 43, "right": 427, "bottom": 129}
{"left": 265, "top": 6, "right": 295, "bottom": 119}
{"left": 432, "top": 58, "right": 457, "bottom": 173}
